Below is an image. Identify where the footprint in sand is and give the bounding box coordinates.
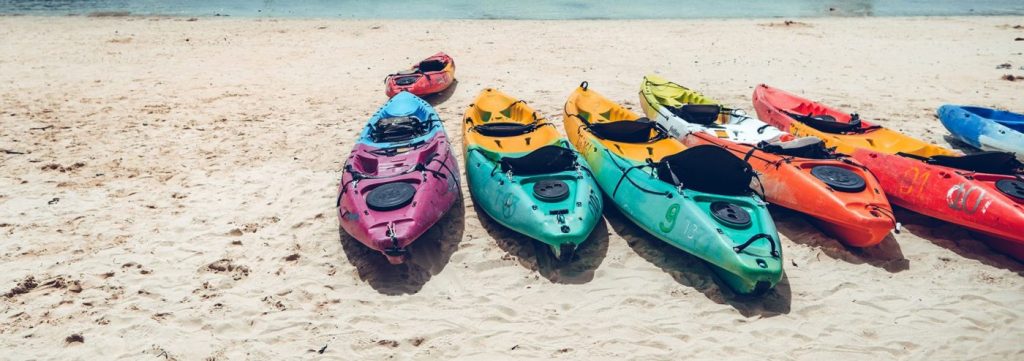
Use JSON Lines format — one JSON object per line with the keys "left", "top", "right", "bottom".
{"left": 205, "top": 259, "right": 250, "bottom": 280}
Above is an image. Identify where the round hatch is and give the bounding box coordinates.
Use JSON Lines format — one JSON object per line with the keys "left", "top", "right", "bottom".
{"left": 710, "top": 201, "right": 752, "bottom": 228}
{"left": 811, "top": 165, "right": 866, "bottom": 192}
{"left": 533, "top": 180, "right": 570, "bottom": 202}
{"left": 995, "top": 179, "right": 1024, "bottom": 200}
{"left": 366, "top": 182, "right": 416, "bottom": 211}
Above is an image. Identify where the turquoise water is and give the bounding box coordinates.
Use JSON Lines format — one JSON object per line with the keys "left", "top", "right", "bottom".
{"left": 1, "top": 0, "right": 1022, "bottom": 19}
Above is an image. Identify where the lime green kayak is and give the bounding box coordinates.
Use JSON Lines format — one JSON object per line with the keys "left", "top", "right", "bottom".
{"left": 564, "top": 83, "right": 783, "bottom": 294}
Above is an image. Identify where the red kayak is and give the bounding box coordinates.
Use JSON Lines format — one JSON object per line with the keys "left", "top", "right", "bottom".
{"left": 384, "top": 52, "right": 455, "bottom": 98}
{"left": 753, "top": 84, "right": 1024, "bottom": 260}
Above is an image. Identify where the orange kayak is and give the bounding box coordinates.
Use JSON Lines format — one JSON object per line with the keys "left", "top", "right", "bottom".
{"left": 684, "top": 132, "right": 896, "bottom": 247}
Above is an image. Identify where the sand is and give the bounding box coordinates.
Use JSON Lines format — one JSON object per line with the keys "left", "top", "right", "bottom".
{"left": 1, "top": 15, "right": 1023, "bottom": 360}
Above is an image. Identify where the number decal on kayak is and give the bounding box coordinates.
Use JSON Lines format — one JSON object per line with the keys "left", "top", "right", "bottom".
{"left": 791, "top": 126, "right": 806, "bottom": 138}
{"left": 658, "top": 204, "right": 681, "bottom": 233}
{"left": 684, "top": 222, "right": 698, "bottom": 240}
{"left": 899, "top": 167, "right": 930, "bottom": 195}
{"left": 573, "top": 137, "right": 595, "bottom": 156}
{"left": 947, "top": 183, "right": 989, "bottom": 214}
{"left": 898, "top": 168, "right": 915, "bottom": 194}
{"left": 587, "top": 192, "right": 601, "bottom": 218}
{"left": 498, "top": 191, "right": 517, "bottom": 218}
{"left": 573, "top": 137, "right": 586, "bottom": 153}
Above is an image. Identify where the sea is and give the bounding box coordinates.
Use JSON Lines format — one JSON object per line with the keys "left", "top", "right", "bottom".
{"left": 1, "top": 0, "right": 1023, "bottom": 19}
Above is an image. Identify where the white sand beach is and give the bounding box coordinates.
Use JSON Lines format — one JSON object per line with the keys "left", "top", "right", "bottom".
{"left": 1, "top": 15, "right": 1023, "bottom": 360}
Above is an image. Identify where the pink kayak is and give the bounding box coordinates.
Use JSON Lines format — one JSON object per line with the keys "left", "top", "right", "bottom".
{"left": 337, "top": 92, "right": 461, "bottom": 264}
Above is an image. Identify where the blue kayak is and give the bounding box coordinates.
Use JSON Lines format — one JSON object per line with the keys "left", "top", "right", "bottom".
{"left": 938, "top": 105, "right": 1024, "bottom": 160}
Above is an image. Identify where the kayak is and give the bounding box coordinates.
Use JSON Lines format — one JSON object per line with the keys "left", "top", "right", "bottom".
{"left": 752, "top": 85, "right": 957, "bottom": 158}
{"left": 754, "top": 84, "right": 1024, "bottom": 260}
{"left": 938, "top": 105, "right": 1024, "bottom": 160}
{"left": 639, "top": 74, "right": 786, "bottom": 143}
{"left": 463, "top": 88, "right": 602, "bottom": 261}
{"left": 639, "top": 76, "right": 895, "bottom": 247}
{"left": 385, "top": 52, "right": 456, "bottom": 98}
{"left": 337, "top": 92, "right": 461, "bottom": 264}
{"left": 565, "top": 82, "right": 782, "bottom": 295}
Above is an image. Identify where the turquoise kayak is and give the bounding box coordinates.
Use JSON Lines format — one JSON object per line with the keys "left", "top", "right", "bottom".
{"left": 463, "top": 88, "right": 603, "bottom": 261}
{"left": 564, "top": 83, "right": 783, "bottom": 294}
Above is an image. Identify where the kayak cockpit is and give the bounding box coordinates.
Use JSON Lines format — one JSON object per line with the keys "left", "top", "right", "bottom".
{"left": 784, "top": 111, "right": 875, "bottom": 134}
{"left": 898, "top": 151, "right": 1023, "bottom": 175}
{"left": 499, "top": 145, "right": 578, "bottom": 176}
{"left": 587, "top": 118, "right": 667, "bottom": 143}
{"left": 581, "top": 119, "right": 685, "bottom": 162}
{"left": 667, "top": 104, "right": 724, "bottom": 125}
{"left": 755, "top": 136, "right": 835, "bottom": 159}
{"left": 471, "top": 121, "right": 552, "bottom": 137}
{"left": 417, "top": 59, "right": 447, "bottom": 72}
{"left": 958, "top": 106, "right": 1024, "bottom": 133}
{"left": 369, "top": 115, "right": 434, "bottom": 143}
{"left": 656, "top": 145, "right": 756, "bottom": 196}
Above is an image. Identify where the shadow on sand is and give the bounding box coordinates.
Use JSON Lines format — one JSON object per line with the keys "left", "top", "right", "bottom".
{"left": 770, "top": 206, "right": 909, "bottom": 273}
{"left": 424, "top": 79, "right": 459, "bottom": 106}
{"left": 339, "top": 196, "right": 467, "bottom": 295}
{"left": 894, "top": 207, "right": 1023, "bottom": 274}
{"left": 602, "top": 202, "right": 791, "bottom": 318}
{"left": 942, "top": 134, "right": 982, "bottom": 155}
{"left": 474, "top": 202, "right": 610, "bottom": 284}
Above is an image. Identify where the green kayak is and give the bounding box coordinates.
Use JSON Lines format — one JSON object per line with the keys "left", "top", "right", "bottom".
{"left": 463, "top": 88, "right": 603, "bottom": 261}
{"left": 563, "top": 83, "right": 783, "bottom": 294}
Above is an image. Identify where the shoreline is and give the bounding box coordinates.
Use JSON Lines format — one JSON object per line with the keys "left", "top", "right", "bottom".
{"left": 1, "top": 12, "right": 1024, "bottom": 21}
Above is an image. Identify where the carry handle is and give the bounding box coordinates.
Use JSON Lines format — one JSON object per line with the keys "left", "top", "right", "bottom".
{"left": 733, "top": 233, "right": 779, "bottom": 258}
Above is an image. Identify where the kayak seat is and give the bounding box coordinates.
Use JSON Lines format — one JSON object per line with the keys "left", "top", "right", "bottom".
{"left": 757, "top": 136, "right": 834, "bottom": 159}
{"left": 372, "top": 116, "right": 429, "bottom": 143}
{"left": 473, "top": 122, "right": 540, "bottom": 137}
{"left": 656, "top": 144, "right": 754, "bottom": 196}
{"left": 925, "top": 151, "right": 1023, "bottom": 175}
{"left": 995, "top": 119, "right": 1024, "bottom": 125}
{"left": 998, "top": 121, "right": 1024, "bottom": 133}
{"left": 962, "top": 106, "right": 1024, "bottom": 122}
{"left": 973, "top": 107, "right": 1024, "bottom": 132}
{"left": 418, "top": 59, "right": 447, "bottom": 72}
{"left": 787, "top": 112, "right": 862, "bottom": 134}
{"left": 669, "top": 104, "right": 721, "bottom": 125}
{"left": 588, "top": 118, "right": 663, "bottom": 143}
{"left": 500, "top": 145, "right": 577, "bottom": 176}
{"left": 996, "top": 118, "right": 1024, "bottom": 127}
{"left": 393, "top": 75, "right": 420, "bottom": 86}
